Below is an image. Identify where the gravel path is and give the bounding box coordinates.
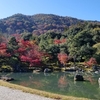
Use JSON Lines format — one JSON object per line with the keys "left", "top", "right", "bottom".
{"left": 0, "top": 86, "right": 54, "bottom": 100}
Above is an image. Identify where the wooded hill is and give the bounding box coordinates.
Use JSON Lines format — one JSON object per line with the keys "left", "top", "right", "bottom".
{"left": 0, "top": 13, "right": 88, "bottom": 34}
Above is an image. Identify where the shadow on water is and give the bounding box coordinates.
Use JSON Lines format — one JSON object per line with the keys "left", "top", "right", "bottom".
{"left": 0, "top": 71, "right": 100, "bottom": 100}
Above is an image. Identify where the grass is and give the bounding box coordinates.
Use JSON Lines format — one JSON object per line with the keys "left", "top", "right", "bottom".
{"left": 0, "top": 80, "right": 91, "bottom": 100}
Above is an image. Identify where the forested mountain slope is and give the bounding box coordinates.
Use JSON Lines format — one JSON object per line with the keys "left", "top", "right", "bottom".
{"left": 0, "top": 13, "right": 90, "bottom": 34}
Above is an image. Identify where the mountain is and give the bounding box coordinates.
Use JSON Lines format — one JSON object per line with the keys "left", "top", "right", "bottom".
{"left": 0, "top": 13, "right": 99, "bottom": 34}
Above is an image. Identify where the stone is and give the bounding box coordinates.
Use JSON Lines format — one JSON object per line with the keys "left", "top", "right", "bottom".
{"left": 74, "top": 74, "right": 84, "bottom": 81}
{"left": 0, "top": 76, "right": 14, "bottom": 81}
{"left": 44, "top": 68, "right": 52, "bottom": 73}
{"left": 98, "top": 78, "right": 100, "bottom": 88}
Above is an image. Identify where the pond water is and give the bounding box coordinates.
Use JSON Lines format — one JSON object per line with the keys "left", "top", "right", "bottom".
{"left": 0, "top": 72, "right": 100, "bottom": 100}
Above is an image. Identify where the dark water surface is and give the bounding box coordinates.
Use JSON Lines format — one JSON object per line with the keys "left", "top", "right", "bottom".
{"left": 0, "top": 72, "right": 100, "bottom": 100}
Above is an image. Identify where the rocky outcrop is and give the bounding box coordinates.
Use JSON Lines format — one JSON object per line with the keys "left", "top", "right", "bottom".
{"left": 0, "top": 76, "right": 14, "bottom": 81}
{"left": 98, "top": 78, "right": 100, "bottom": 88}
{"left": 44, "top": 68, "right": 52, "bottom": 73}
{"left": 74, "top": 74, "right": 84, "bottom": 81}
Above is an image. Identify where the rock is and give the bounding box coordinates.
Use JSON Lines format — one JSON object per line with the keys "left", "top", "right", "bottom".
{"left": 74, "top": 74, "right": 84, "bottom": 81}
{"left": 44, "top": 68, "right": 52, "bottom": 73}
{"left": 94, "top": 71, "right": 99, "bottom": 74}
{"left": 0, "top": 76, "right": 14, "bottom": 81}
{"left": 92, "top": 65, "right": 98, "bottom": 71}
{"left": 98, "top": 78, "right": 100, "bottom": 88}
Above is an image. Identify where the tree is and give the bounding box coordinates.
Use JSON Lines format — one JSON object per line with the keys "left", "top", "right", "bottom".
{"left": 92, "top": 28, "right": 100, "bottom": 43}
{"left": 7, "top": 37, "right": 19, "bottom": 56}
{"left": 16, "top": 40, "right": 44, "bottom": 67}
{"left": 57, "top": 53, "right": 69, "bottom": 69}
{"left": 54, "top": 39, "right": 66, "bottom": 45}
{"left": 0, "top": 43, "right": 11, "bottom": 57}
{"left": 84, "top": 57, "right": 97, "bottom": 67}
{"left": 67, "top": 29, "right": 95, "bottom": 61}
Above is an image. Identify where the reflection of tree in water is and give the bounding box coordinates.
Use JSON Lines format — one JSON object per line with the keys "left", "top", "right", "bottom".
{"left": 94, "top": 77, "right": 100, "bottom": 100}
{"left": 32, "top": 81, "right": 44, "bottom": 88}
{"left": 19, "top": 75, "right": 44, "bottom": 88}
{"left": 96, "top": 88, "right": 100, "bottom": 100}
{"left": 58, "top": 74, "right": 68, "bottom": 91}
{"left": 85, "top": 75, "right": 96, "bottom": 85}
{"left": 29, "top": 75, "right": 45, "bottom": 88}
{"left": 69, "top": 75, "right": 99, "bottom": 99}
{"left": 5, "top": 72, "right": 100, "bottom": 99}
{"left": 20, "top": 81, "right": 29, "bottom": 87}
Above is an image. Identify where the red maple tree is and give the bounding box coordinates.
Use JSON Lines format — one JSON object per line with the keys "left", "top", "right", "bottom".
{"left": 84, "top": 57, "right": 97, "bottom": 67}
{"left": 0, "top": 43, "right": 11, "bottom": 57}
{"left": 16, "top": 40, "right": 46, "bottom": 66}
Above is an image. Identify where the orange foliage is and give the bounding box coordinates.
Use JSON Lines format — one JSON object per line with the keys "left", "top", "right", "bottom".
{"left": 84, "top": 57, "right": 97, "bottom": 67}
{"left": 58, "top": 76, "right": 67, "bottom": 88}
{"left": 57, "top": 53, "right": 69, "bottom": 65}
{"left": 54, "top": 39, "right": 66, "bottom": 44}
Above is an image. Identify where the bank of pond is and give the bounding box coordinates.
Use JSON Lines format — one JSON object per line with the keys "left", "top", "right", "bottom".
{"left": 0, "top": 71, "right": 100, "bottom": 100}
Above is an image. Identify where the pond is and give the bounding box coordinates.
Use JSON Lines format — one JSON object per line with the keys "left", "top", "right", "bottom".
{"left": 0, "top": 72, "right": 100, "bottom": 100}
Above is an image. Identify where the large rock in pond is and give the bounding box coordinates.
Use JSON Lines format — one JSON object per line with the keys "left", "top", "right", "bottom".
{"left": 44, "top": 68, "right": 52, "bottom": 73}
{"left": 74, "top": 74, "right": 84, "bottom": 81}
{"left": 0, "top": 76, "right": 14, "bottom": 81}
{"left": 98, "top": 78, "right": 100, "bottom": 88}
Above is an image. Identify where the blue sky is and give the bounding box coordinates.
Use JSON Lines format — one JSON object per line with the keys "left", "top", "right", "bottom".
{"left": 0, "top": 0, "right": 100, "bottom": 21}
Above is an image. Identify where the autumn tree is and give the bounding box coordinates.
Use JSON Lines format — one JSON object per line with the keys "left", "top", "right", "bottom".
{"left": 84, "top": 57, "right": 97, "bottom": 67}
{"left": 16, "top": 40, "right": 45, "bottom": 67}
{"left": 0, "top": 34, "right": 11, "bottom": 57}
{"left": 0, "top": 43, "right": 11, "bottom": 57}
{"left": 57, "top": 53, "right": 69, "bottom": 69}
{"left": 54, "top": 39, "right": 66, "bottom": 45}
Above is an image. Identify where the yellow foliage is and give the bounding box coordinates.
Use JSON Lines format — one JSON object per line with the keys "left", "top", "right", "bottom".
{"left": 1, "top": 65, "right": 12, "bottom": 71}
{"left": 30, "top": 40, "right": 36, "bottom": 45}
{"left": 93, "top": 43, "right": 100, "bottom": 54}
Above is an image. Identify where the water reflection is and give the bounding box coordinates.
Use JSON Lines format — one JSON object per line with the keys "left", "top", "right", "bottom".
{"left": 0, "top": 72, "right": 100, "bottom": 99}
{"left": 85, "top": 75, "right": 96, "bottom": 85}
{"left": 58, "top": 75, "right": 68, "bottom": 91}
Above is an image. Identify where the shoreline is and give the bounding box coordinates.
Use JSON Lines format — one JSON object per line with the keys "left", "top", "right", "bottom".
{"left": 0, "top": 80, "right": 91, "bottom": 100}
{"left": 0, "top": 85, "right": 53, "bottom": 100}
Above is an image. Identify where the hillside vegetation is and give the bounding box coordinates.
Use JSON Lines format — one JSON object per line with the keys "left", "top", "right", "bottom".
{"left": 0, "top": 13, "right": 85, "bottom": 34}
{"left": 0, "top": 14, "right": 100, "bottom": 71}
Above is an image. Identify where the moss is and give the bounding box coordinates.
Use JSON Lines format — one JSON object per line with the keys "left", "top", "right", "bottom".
{"left": 1, "top": 65, "right": 13, "bottom": 72}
